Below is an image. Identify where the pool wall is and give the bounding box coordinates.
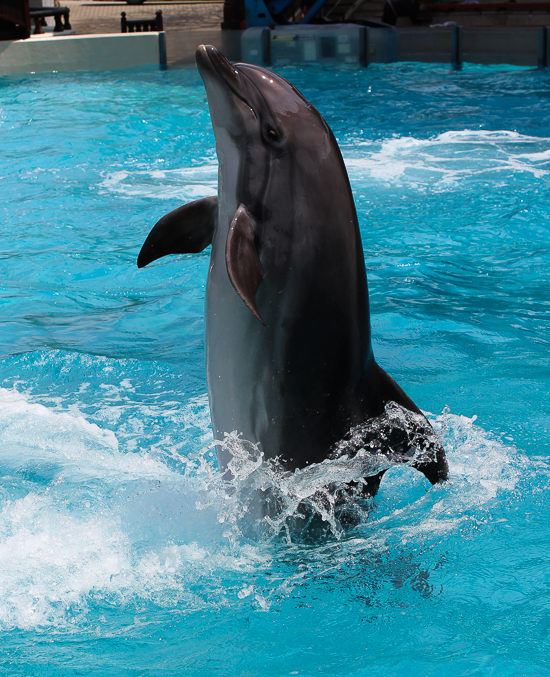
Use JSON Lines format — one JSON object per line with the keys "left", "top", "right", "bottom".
{"left": 0, "top": 31, "right": 167, "bottom": 76}
{"left": 0, "top": 23, "right": 546, "bottom": 76}
{"left": 239, "top": 25, "right": 544, "bottom": 69}
{"left": 165, "top": 27, "right": 243, "bottom": 67}
{"left": 401, "top": 26, "right": 543, "bottom": 67}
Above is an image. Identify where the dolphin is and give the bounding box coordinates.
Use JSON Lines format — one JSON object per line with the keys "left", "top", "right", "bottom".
{"left": 138, "top": 45, "right": 448, "bottom": 496}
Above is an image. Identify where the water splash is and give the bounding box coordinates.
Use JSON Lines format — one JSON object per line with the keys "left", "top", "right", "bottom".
{"left": 0, "top": 386, "right": 535, "bottom": 632}
{"left": 199, "top": 432, "right": 386, "bottom": 545}
{"left": 193, "top": 402, "right": 445, "bottom": 545}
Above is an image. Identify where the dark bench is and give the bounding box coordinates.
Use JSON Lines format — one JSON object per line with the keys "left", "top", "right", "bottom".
{"left": 29, "top": 6, "right": 71, "bottom": 34}
{"left": 121, "top": 9, "right": 163, "bottom": 32}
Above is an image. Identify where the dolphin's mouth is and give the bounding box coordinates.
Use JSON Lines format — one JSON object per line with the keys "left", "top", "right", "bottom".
{"left": 196, "top": 45, "right": 257, "bottom": 118}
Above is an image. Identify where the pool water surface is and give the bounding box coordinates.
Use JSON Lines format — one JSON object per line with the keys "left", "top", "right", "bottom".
{"left": 1, "top": 62, "right": 550, "bottom": 675}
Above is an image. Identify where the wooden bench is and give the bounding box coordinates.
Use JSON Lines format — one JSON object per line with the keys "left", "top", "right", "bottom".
{"left": 29, "top": 6, "right": 71, "bottom": 34}
{"left": 121, "top": 9, "right": 163, "bottom": 33}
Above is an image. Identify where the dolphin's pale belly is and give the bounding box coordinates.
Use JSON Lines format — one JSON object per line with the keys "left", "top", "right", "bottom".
{"left": 206, "top": 252, "right": 261, "bottom": 447}
{"left": 206, "top": 206, "right": 375, "bottom": 471}
{"left": 206, "top": 204, "right": 272, "bottom": 467}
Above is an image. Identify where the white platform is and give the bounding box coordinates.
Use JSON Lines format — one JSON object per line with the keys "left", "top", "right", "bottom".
{"left": 0, "top": 31, "right": 166, "bottom": 76}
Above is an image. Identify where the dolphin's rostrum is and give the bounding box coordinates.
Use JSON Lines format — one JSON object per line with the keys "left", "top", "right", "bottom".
{"left": 138, "top": 45, "right": 448, "bottom": 502}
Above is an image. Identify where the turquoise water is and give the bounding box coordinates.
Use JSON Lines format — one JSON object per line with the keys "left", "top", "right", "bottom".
{"left": 1, "top": 62, "right": 550, "bottom": 675}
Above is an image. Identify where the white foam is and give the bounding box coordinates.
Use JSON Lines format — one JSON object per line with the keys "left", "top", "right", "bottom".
{"left": 0, "top": 492, "right": 130, "bottom": 630}
{"left": 97, "top": 165, "right": 218, "bottom": 200}
{"left": 0, "top": 388, "right": 274, "bottom": 630}
{"left": 343, "top": 129, "right": 550, "bottom": 187}
{"left": 0, "top": 387, "right": 171, "bottom": 480}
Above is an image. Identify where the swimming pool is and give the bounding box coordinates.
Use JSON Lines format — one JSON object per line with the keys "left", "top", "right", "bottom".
{"left": 1, "top": 62, "right": 550, "bottom": 675}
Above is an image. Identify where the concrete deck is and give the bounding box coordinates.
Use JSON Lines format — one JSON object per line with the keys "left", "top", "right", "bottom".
{"left": 66, "top": 0, "right": 223, "bottom": 35}
{"left": 64, "top": 0, "right": 224, "bottom": 65}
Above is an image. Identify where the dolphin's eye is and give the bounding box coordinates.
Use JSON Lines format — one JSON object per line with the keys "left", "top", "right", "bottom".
{"left": 264, "top": 124, "right": 282, "bottom": 145}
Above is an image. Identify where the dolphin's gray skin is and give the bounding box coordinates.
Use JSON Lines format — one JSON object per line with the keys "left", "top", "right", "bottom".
{"left": 138, "top": 45, "right": 448, "bottom": 492}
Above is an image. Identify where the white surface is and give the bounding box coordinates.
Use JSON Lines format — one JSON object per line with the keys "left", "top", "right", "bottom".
{"left": 0, "top": 32, "right": 164, "bottom": 75}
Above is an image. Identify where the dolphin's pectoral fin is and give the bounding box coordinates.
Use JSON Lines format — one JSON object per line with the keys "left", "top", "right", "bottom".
{"left": 375, "top": 364, "right": 449, "bottom": 483}
{"left": 333, "top": 398, "right": 448, "bottom": 488}
{"left": 137, "top": 196, "right": 218, "bottom": 268}
{"left": 399, "top": 421, "right": 449, "bottom": 485}
{"left": 226, "top": 204, "right": 265, "bottom": 325}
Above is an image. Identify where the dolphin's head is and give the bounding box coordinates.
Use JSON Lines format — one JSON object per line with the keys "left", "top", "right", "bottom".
{"left": 195, "top": 45, "right": 336, "bottom": 208}
{"left": 195, "top": 45, "right": 357, "bottom": 329}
